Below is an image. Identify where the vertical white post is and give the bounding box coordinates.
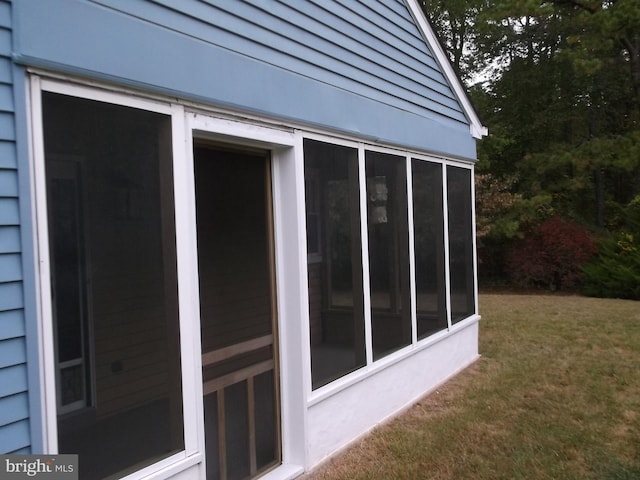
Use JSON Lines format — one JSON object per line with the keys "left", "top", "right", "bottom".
{"left": 358, "top": 144, "right": 373, "bottom": 366}
{"left": 470, "top": 165, "right": 480, "bottom": 316}
{"left": 442, "top": 164, "right": 452, "bottom": 329}
{"left": 28, "top": 75, "right": 59, "bottom": 453}
{"left": 406, "top": 156, "right": 418, "bottom": 345}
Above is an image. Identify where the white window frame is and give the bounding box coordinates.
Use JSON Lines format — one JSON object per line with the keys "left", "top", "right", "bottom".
{"left": 184, "top": 112, "right": 308, "bottom": 478}
{"left": 29, "top": 77, "right": 310, "bottom": 479}
{"left": 28, "top": 77, "right": 204, "bottom": 479}
{"left": 303, "top": 134, "right": 479, "bottom": 404}
{"left": 443, "top": 162, "right": 478, "bottom": 324}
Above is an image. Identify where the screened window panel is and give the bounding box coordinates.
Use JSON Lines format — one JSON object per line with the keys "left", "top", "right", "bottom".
{"left": 43, "top": 92, "right": 184, "bottom": 479}
{"left": 304, "top": 139, "right": 366, "bottom": 389}
{"left": 365, "top": 151, "right": 412, "bottom": 360}
{"left": 412, "top": 159, "right": 448, "bottom": 338}
{"left": 447, "top": 166, "right": 476, "bottom": 322}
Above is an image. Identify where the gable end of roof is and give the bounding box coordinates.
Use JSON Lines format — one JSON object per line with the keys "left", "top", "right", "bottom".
{"left": 403, "top": 0, "right": 488, "bottom": 139}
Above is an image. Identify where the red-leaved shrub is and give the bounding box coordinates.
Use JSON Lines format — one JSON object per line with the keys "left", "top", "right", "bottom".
{"left": 506, "top": 216, "right": 597, "bottom": 290}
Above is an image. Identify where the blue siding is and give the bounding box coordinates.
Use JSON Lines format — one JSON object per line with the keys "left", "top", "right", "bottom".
{"left": 0, "top": 169, "right": 18, "bottom": 196}
{"left": 0, "top": 58, "right": 11, "bottom": 84}
{"left": 0, "top": 225, "right": 21, "bottom": 253}
{"left": 0, "top": 29, "right": 9, "bottom": 55}
{"left": 0, "top": 3, "right": 9, "bottom": 30}
{"left": 14, "top": 0, "right": 477, "bottom": 158}
{"left": 0, "top": 198, "right": 19, "bottom": 224}
{"left": 0, "top": 310, "right": 26, "bottom": 341}
{"left": 0, "top": 0, "right": 30, "bottom": 455}
{"left": 0, "top": 282, "right": 24, "bottom": 310}
{"left": 0, "top": 253, "right": 21, "bottom": 283}
{"left": 92, "top": 0, "right": 464, "bottom": 122}
{"left": 0, "top": 393, "right": 29, "bottom": 427}
{"left": 0, "top": 419, "right": 30, "bottom": 454}
{"left": 0, "top": 337, "right": 26, "bottom": 369}
{"left": 0, "top": 283, "right": 23, "bottom": 315}
{"left": 0, "top": 83, "right": 13, "bottom": 111}
{"left": 0, "top": 364, "right": 28, "bottom": 398}
{"left": 0, "top": 142, "right": 17, "bottom": 168}
{"left": 0, "top": 111, "right": 15, "bottom": 140}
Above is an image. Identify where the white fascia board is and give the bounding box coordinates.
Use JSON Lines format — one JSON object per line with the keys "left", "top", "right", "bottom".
{"left": 404, "top": 0, "right": 488, "bottom": 140}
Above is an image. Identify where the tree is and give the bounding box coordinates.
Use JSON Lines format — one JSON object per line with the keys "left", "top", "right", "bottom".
{"left": 420, "top": 0, "right": 489, "bottom": 81}
{"left": 478, "top": 0, "right": 640, "bottom": 225}
{"left": 423, "top": 0, "right": 640, "bottom": 290}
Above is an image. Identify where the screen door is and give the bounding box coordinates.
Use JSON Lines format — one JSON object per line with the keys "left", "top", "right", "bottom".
{"left": 194, "top": 144, "right": 281, "bottom": 480}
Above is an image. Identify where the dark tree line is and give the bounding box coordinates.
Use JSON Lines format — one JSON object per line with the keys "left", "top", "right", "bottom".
{"left": 422, "top": 0, "right": 640, "bottom": 295}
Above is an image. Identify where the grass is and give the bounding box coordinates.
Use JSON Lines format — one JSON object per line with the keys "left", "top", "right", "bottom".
{"left": 304, "top": 294, "right": 640, "bottom": 480}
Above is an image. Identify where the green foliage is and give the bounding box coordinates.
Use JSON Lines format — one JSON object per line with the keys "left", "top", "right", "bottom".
{"left": 626, "top": 194, "right": 640, "bottom": 231}
{"left": 424, "top": 0, "right": 640, "bottom": 294}
{"left": 581, "top": 232, "right": 640, "bottom": 300}
{"left": 420, "top": 0, "right": 489, "bottom": 81}
{"left": 475, "top": 173, "right": 522, "bottom": 241}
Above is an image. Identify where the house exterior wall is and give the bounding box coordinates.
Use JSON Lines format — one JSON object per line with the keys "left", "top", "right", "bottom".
{"left": 13, "top": 0, "right": 476, "bottom": 159}
{"left": 1, "top": 1, "right": 483, "bottom": 478}
{"left": 0, "top": 0, "right": 32, "bottom": 455}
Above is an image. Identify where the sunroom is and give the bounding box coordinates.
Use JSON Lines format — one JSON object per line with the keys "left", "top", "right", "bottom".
{"left": 26, "top": 78, "right": 479, "bottom": 479}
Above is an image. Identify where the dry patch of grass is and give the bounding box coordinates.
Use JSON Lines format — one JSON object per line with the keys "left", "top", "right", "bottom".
{"left": 305, "top": 294, "right": 640, "bottom": 480}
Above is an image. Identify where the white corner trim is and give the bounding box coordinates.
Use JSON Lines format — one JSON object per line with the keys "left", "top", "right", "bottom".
{"left": 404, "top": 0, "right": 488, "bottom": 139}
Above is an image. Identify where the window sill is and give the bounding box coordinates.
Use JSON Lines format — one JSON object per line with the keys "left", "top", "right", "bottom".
{"left": 256, "top": 463, "right": 305, "bottom": 480}
{"left": 119, "top": 452, "right": 202, "bottom": 480}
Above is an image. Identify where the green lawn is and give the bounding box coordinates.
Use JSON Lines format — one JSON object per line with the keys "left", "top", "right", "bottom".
{"left": 306, "top": 294, "right": 640, "bottom": 480}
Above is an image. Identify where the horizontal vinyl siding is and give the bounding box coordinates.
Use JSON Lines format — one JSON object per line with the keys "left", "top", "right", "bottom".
{"left": 0, "top": 0, "right": 31, "bottom": 455}
{"left": 0, "top": 392, "right": 29, "bottom": 427}
{"left": 0, "top": 310, "right": 26, "bottom": 344}
{"left": 0, "top": 420, "right": 30, "bottom": 454}
{"left": 0, "top": 253, "right": 21, "bottom": 283}
{"left": 0, "top": 142, "right": 17, "bottom": 169}
{"left": 0, "top": 282, "right": 23, "bottom": 312}
{"left": 0, "top": 225, "right": 21, "bottom": 253}
{"left": 15, "top": 0, "right": 476, "bottom": 158}
{"left": 0, "top": 363, "right": 28, "bottom": 399}
{"left": 0, "top": 169, "right": 19, "bottom": 196}
{"left": 93, "top": 0, "right": 466, "bottom": 123}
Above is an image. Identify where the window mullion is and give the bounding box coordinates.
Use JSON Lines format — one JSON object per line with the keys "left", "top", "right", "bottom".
{"left": 358, "top": 144, "right": 373, "bottom": 366}
{"left": 173, "top": 105, "right": 203, "bottom": 457}
{"left": 442, "top": 165, "right": 453, "bottom": 329}
{"left": 405, "top": 156, "right": 417, "bottom": 345}
{"left": 470, "top": 165, "right": 479, "bottom": 316}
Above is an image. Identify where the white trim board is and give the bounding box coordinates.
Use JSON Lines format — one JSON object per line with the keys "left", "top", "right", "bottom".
{"left": 404, "top": 0, "right": 488, "bottom": 139}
